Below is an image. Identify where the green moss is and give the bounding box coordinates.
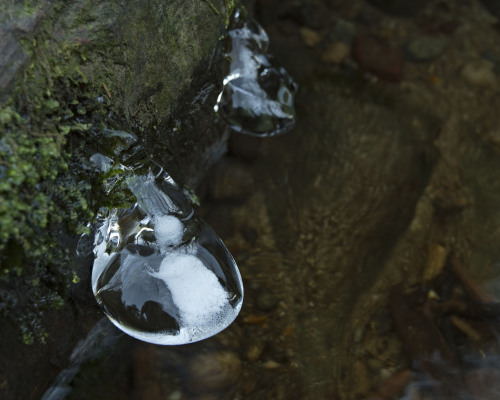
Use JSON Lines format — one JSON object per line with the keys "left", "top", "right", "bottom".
{"left": 202, "top": 0, "right": 237, "bottom": 27}
{"left": 0, "top": 5, "right": 112, "bottom": 344}
{"left": 202, "top": 0, "right": 221, "bottom": 16}
{"left": 0, "top": 44, "right": 100, "bottom": 278}
{"left": 223, "top": 0, "right": 236, "bottom": 27}
{"left": 0, "top": 0, "right": 237, "bottom": 345}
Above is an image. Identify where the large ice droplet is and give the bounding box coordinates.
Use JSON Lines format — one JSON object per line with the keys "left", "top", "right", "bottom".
{"left": 214, "top": 9, "right": 298, "bottom": 137}
{"left": 89, "top": 132, "right": 243, "bottom": 345}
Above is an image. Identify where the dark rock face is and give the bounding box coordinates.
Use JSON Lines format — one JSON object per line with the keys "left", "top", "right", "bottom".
{"left": 1, "top": 0, "right": 230, "bottom": 183}
{"left": 0, "top": 1, "right": 233, "bottom": 399}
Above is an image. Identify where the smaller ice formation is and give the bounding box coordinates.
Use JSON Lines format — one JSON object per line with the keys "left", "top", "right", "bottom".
{"left": 85, "top": 130, "right": 243, "bottom": 345}
{"left": 214, "top": 8, "right": 298, "bottom": 136}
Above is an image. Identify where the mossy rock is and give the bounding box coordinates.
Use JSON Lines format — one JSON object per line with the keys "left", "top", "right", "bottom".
{"left": 0, "top": 1, "right": 235, "bottom": 398}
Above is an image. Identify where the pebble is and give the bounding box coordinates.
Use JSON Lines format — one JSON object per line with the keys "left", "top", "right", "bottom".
{"left": 405, "top": 36, "right": 447, "bottom": 62}
{"left": 185, "top": 351, "right": 242, "bottom": 395}
{"left": 246, "top": 342, "right": 265, "bottom": 362}
{"left": 262, "top": 360, "right": 281, "bottom": 369}
{"left": 461, "top": 60, "right": 497, "bottom": 87}
{"left": 352, "top": 35, "right": 404, "bottom": 82}
{"left": 423, "top": 243, "right": 448, "bottom": 281}
{"left": 168, "top": 391, "right": 182, "bottom": 400}
{"left": 321, "top": 41, "right": 350, "bottom": 64}
{"left": 299, "top": 27, "right": 321, "bottom": 47}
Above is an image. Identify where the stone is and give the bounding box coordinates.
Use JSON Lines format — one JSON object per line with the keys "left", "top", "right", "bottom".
{"left": 352, "top": 35, "right": 404, "bottom": 82}
{"left": 321, "top": 41, "right": 351, "bottom": 65}
{"left": 246, "top": 342, "right": 265, "bottom": 362}
{"left": 461, "top": 60, "right": 498, "bottom": 87}
{"left": 423, "top": 243, "right": 448, "bottom": 281}
{"left": 262, "top": 360, "right": 281, "bottom": 369}
{"left": 0, "top": 0, "right": 234, "bottom": 398}
{"left": 299, "top": 27, "right": 322, "bottom": 47}
{"left": 405, "top": 36, "right": 447, "bottom": 62}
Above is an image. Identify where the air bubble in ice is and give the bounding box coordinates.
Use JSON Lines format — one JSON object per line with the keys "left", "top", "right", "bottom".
{"left": 89, "top": 132, "right": 243, "bottom": 345}
{"left": 214, "top": 9, "right": 297, "bottom": 137}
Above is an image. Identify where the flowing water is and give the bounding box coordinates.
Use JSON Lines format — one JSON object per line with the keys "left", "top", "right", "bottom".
{"left": 44, "top": 1, "right": 500, "bottom": 399}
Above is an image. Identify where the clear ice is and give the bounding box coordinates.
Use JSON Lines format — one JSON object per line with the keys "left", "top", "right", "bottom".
{"left": 86, "top": 130, "right": 243, "bottom": 345}
{"left": 214, "top": 9, "right": 298, "bottom": 137}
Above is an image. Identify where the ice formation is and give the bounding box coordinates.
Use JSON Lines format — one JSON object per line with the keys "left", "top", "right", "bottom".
{"left": 214, "top": 9, "right": 298, "bottom": 136}
{"left": 81, "top": 9, "right": 297, "bottom": 343}
{"left": 87, "top": 131, "right": 243, "bottom": 345}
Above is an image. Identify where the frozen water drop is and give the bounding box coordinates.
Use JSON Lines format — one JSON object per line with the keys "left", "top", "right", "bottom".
{"left": 90, "top": 132, "right": 243, "bottom": 345}
{"left": 215, "top": 9, "right": 298, "bottom": 137}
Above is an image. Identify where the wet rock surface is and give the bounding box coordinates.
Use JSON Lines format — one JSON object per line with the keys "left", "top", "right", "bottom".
{"left": 0, "top": 0, "right": 233, "bottom": 398}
